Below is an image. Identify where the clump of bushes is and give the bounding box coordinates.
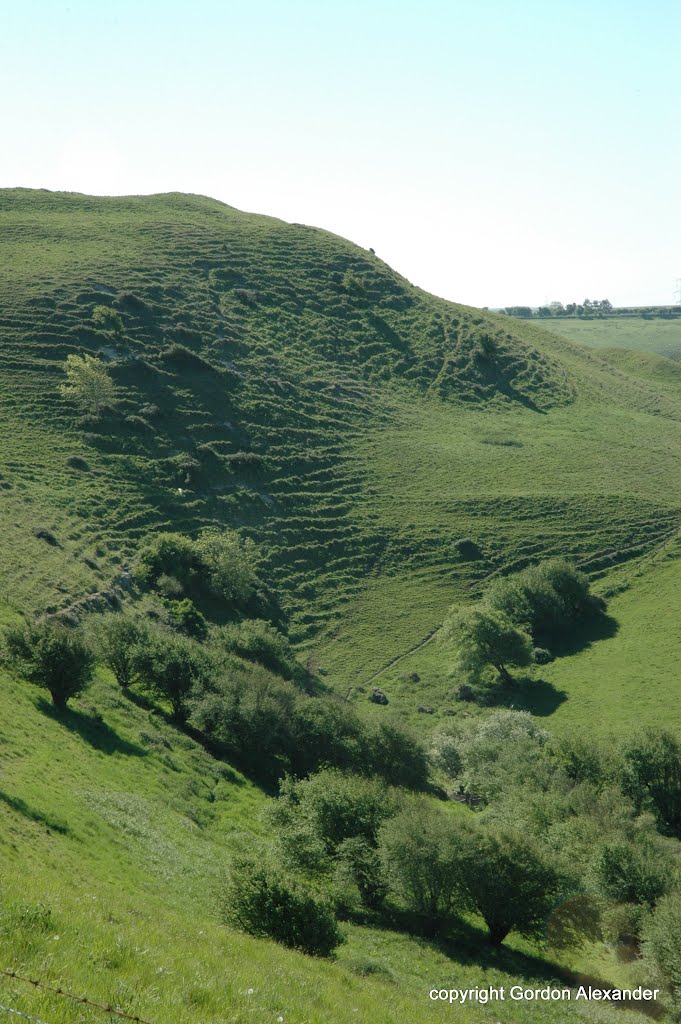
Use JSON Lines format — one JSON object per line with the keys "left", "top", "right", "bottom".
{"left": 224, "top": 857, "right": 344, "bottom": 956}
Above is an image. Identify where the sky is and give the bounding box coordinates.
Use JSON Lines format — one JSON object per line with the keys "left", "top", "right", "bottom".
{"left": 1, "top": 0, "right": 680, "bottom": 309}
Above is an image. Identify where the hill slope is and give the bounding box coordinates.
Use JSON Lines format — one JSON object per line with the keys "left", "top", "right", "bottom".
{"left": 2, "top": 189, "right": 681, "bottom": 703}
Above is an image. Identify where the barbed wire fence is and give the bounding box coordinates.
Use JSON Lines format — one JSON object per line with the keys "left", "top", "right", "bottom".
{"left": 0, "top": 968, "right": 155, "bottom": 1024}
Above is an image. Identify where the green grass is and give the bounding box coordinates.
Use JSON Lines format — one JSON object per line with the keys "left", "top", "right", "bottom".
{"left": 2, "top": 189, "right": 681, "bottom": 1021}
{"left": 537, "top": 315, "right": 681, "bottom": 360}
{"left": 0, "top": 657, "right": 651, "bottom": 1024}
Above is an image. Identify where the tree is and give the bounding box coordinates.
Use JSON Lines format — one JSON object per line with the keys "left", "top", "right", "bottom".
{"left": 379, "top": 801, "right": 470, "bottom": 931}
{"left": 195, "top": 528, "right": 260, "bottom": 606}
{"left": 620, "top": 730, "right": 681, "bottom": 835}
{"left": 4, "top": 619, "right": 95, "bottom": 708}
{"left": 134, "top": 629, "right": 211, "bottom": 721}
{"left": 60, "top": 354, "right": 117, "bottom": 416}
{"left": 441, "top": 606, "right": 533, "bottom": 683}
{"left": 456, "top": 710, "right": 549, "bottom": 802}
{"left": 91, "top": 611, "right": 149, "bottom": 688}
{"left": 224, "top": 857, "right": 344, "bottom": 957}
{"left": 642, "top": 891, "right": 681, "bottom": 1014}
{"left": 461, "top": 829, "right": 566, "bottom": 945}
{"left": 135, "top": 532, "right": 202, "bottom": 591}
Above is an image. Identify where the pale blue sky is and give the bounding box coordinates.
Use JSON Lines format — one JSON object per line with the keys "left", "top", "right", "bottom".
{"left": 1, "top": 0, "right": 679, "bottom": 307}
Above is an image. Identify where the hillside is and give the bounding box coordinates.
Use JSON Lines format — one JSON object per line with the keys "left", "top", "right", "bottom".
{"left": 2, "top": 190, "right": 681, "bottom": 704}
{"left": 2, "top": 190, "right": 681, "bottom": 1023}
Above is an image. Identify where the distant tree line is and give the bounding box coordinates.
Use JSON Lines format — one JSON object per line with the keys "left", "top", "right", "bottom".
{"left": 504, "top": 301, "right": 681, "bottom": 321}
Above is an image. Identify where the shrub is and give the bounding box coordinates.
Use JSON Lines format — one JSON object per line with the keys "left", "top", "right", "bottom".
{"left": 620, "top": 730, "right": 681, "bottom": 835}
{"left": 379, "top": 801, "right": 470, "bottom": 931}
{"left": 4, "top": 619, "right": 95, "bottom": 708}
{"left": 135, "top": 533, "right": 202, "bottom": 590}
{"left": 460, "top": 828, "right": 567, "bottom": 945}
{"left": 271, "top": 770, "right": 402, "bottom": 857}
{"left": 195, "top": 528, "right": 260, "bottom": 606}
{"left": 214, "top": 619, "right": 298, "bottom": 679}
{"left": 334, "top": 836, "right": 387, "bottom": 911}
{"left": 594, "top": 840, "right": 671, "bottom": 908}
{"left": 642, "top": 891, "right": 681, "bottom": 1013}
{"left": 224, "top": 857, "right": 343, "bottom": 956}
{"left": 163, "top": 598, "right": 208, "bottom": 640}
{"left": 91, "top": 611, "right": 149, "bottom": 689}
{"left": 92, "top": 305, "right": 124, "bottom": 336}
{"left": 484, "top": 559, "right": 604, "bottom": 640}
{"left": 60, "top": 353, "right": 117, "bottom": 415}
{"left": 456, "top": 710, "right": 549, "bottom": 802}
{"left": 363, "top": 721, "right": 429, "bottom": 790}
{"left": 134, "top": 629, "right": 212, "bottom": 721}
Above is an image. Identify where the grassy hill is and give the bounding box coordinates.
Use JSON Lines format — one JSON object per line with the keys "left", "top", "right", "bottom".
{"left": 1, "top": 189, "right": 681, "bottom": 1022}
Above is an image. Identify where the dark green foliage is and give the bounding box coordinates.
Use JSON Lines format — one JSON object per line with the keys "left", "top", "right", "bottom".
{"left": 163, "top": 598, "right": 208, "bottom": 640}
{"left": 642, "top": 891, "right": 681, "bottom": 1013}
{"left": 595, "top": 840, "right": 671, "bottom": 908}
{"left": 91, "top": 611, "right": 149, "bottom": 688}
{"left": 335, "top": 837, "right": 387, "bottom": 911}
{"left": 224, "top": 857, "right": 344, "bottom": 957}
{"left": 620, "top": 729, "right": 681, "bottom": 835}
{"left": 4, "top": 619, "right": 95, "bottom": 708}
{"left": 214, "top": 619, "right": 298, "bottom": 679}
{"left": 460, "top": 828, "right": 567, "bottom": 945}
{"left": 364, "top": 721, "right": 429, "bottom": 790}
{"left": 484, "top": 558, "right": 605, "bottom": 641}
{"left": 441, "top": 606, "right": 534, "bottom": 683}
{"left": 134, "top": 629, "right": 212, "bottom": 721}
{"left": 378, "top": 802, "right": 470, "bottom": 930}
{"left": 136, "top": 533, "right": 202, "bottom": 591}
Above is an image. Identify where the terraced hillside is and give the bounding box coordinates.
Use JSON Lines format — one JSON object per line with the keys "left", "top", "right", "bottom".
{"left": 2, "top": 189, "right": 681, "bottom": 697}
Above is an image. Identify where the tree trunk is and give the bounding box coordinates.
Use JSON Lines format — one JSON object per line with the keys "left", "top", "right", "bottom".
{"left": 495, "top": 664, "right": 513, "bottom": 684}
{"left": 488, "top": 923, "right": 510, "bottom": 946}
{"left": 50, "top": 690, "right": 67, "bottom": 710}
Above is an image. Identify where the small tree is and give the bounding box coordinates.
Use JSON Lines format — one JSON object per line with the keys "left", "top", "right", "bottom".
{"left": 620, "top": 730, "right": 681, "bottom": 836}
{"left": 4, "top": 619, "right": 95, "bottom": 708}
{"left": 442, "top": 606, "right": 533, "bottom": 683}
{"left": 224, "top": 857, "right": 344, "bottom": 957}
{"left": 135, "top": 532, "right": 202, "bottom": 591}
{"left": 195, "top": 527, "right": 260, "bottom": 605}
{"left": 134, "top": 629, "right": 210, "bottom": 722}
{"left": 642, "top": 891, "right": 681, "bottom": 1014}
{"left": 460, "top": 829, "right": 565, "bottom": 945}
{"left": 379, "top": 801, "right": 470, "bottom": 931}
{"left": 60, "top": 354, "right": 117, "bottom": 416}
{"left": 215, "top": 619, "right": 298, "bottom": 679}
{"left": 91, "top": 612, "right": 149, "bottom": 689}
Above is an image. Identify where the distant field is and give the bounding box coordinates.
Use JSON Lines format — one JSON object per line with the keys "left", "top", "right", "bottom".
{"left": 537, "top": 315, "right": 681, "bottom": 359}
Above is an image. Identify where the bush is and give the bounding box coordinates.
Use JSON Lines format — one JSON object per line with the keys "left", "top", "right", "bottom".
{"left": 195, "top": 528, "right": 260, "bottom": 606}
{"left": 92, "top": 305, "right": 124, "bottom": 336}
{"left": 214, "top": 619, "right": 298, "bottom": 679}
{"left": 456, "top": 710, "right": 550, "bottom": 802}
{"left": 91, "top": 611, "right": 149, "bottom": 688}
{"left": 224, "top": 858, "right": 343, "bottom": 957}
{"left": 4, "top": 620, "right": 95, "bottom": 708}
{"left": 363, "top": 721, "right": 429, "bottom": 790}
{"left": 620, "top": 729, "right": 681, "bottom": 835}
{"left": 484, "top": 559, "right": 604, "bottom": 640}
{"left": 136, "top": 533, "right": 202, "bottom": 591}
{"left": 134, "top": 629, "right": 212, "bottom": 721}
{"left": 379, "top": 801, "right": 470, "bottom": 931}
{"left": 163, "top": 598, "right": 208, "bottom": 640}
{"left": 594, "top": 840, "right": 671, "bottom": 908}
{"left": 460, "top": 828, "right": 567, "bottom": 945}
{"left": 642, "top": 891, "right": 681, "bottom": 1015}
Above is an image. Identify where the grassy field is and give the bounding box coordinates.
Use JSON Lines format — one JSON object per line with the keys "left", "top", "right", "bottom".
{"left": 537, "top": 315, "right": 681, "bottom": 360}
{"left": 2, "top": 189, "right": 681, "bottom": 1021}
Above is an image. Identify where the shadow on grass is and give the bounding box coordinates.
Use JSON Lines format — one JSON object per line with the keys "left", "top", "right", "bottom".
{"left": 37, "top": 700, "right": 147, "bottom": 757}
{"left": 482, "top": 675, "right": 568, "bottom": 717}
{"left": 547, "top": 612, "right": 619, "bottom": 659}
{"left": 0, "top": 789, "right": 70, "bottom": 834}
{"left": 365, "top": 911, "right": 662, "bottom": 1018}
